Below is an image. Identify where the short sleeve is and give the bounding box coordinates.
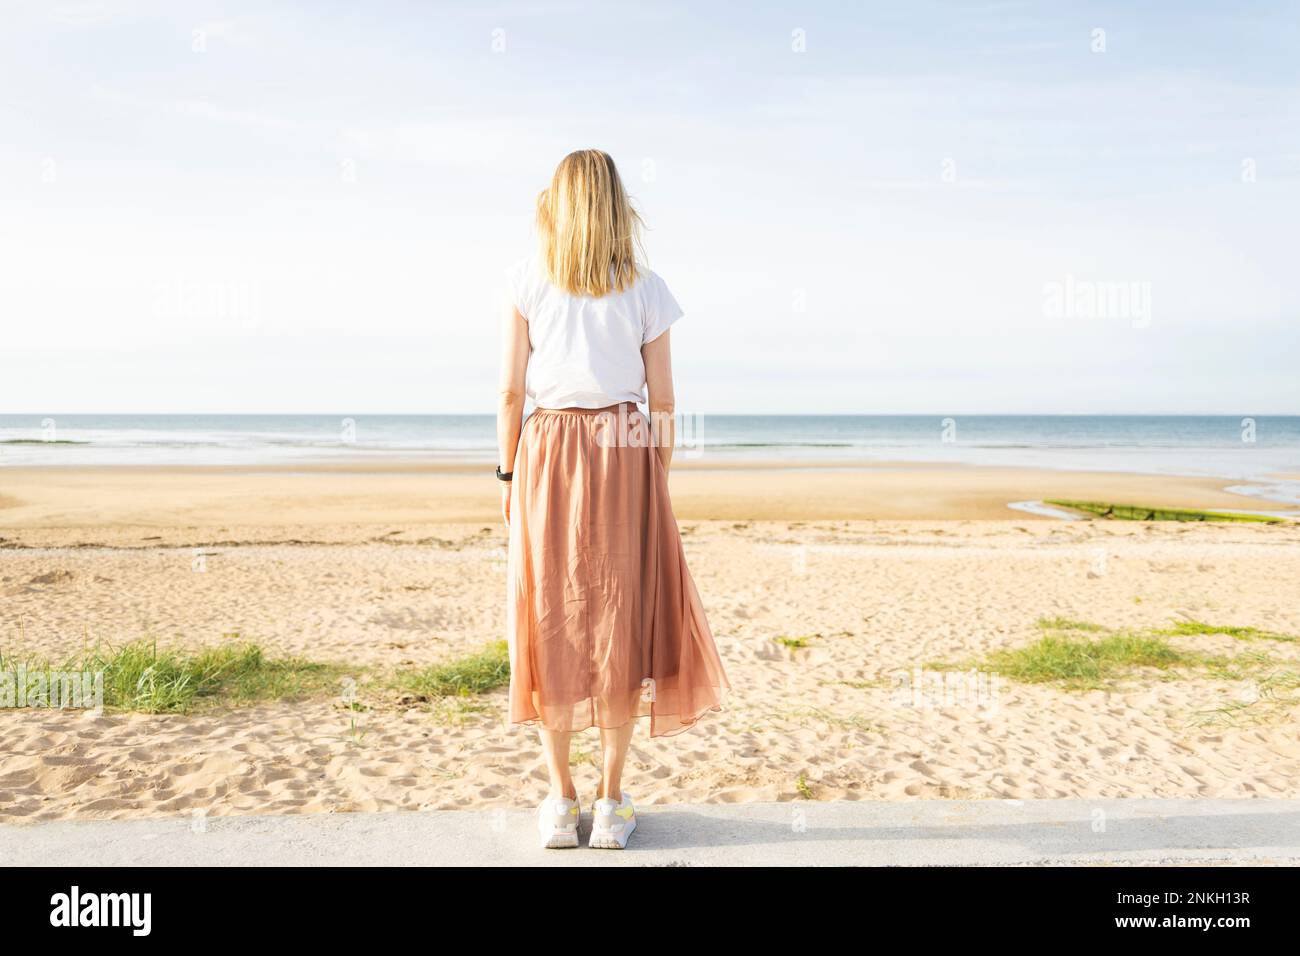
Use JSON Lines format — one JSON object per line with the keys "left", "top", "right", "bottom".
{"left": 503, "top": 256, "right": 535, "bottom": 320}
{"left": 641, "top": 271, "right": 684, "bottom": 345}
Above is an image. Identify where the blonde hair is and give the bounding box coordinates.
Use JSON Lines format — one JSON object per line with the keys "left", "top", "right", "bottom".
{"left": 536, "top": 149, "right": 643, "bottom": 297}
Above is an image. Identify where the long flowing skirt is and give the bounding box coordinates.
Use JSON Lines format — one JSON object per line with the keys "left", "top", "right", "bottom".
{"left": 505, "top": 403, "right": 730, "bottom": 737}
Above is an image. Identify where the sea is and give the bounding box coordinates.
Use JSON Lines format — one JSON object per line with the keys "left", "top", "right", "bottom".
{"left": 2, "top": 414, "right": 1299, "bottom": 504}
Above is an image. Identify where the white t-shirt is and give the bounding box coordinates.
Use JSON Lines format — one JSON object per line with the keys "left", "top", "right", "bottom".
{"left": 504, "top": 254, "right": 684, "bottom": 409}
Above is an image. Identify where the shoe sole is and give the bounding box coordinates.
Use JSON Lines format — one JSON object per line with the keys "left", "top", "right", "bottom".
{"left": 539, "top": 806, "right": 581, "bottom": 849}
{"left": 589, "top": 817, "right": 636, "bottom": 850}
{"left": 540, "top": 828, "right": 580, "bottom": 849}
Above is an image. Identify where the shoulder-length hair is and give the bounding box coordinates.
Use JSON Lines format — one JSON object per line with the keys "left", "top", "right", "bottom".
{"left": 536, "top": 149, "right": 644, "bottom": 297}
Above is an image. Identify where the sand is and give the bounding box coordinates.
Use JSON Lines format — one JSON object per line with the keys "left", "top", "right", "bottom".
{"left": 0, "top": 461, "right": 1278, "bottom": 534}
{"left": 2, "top": 464, "right": 1299, "bottom": 822}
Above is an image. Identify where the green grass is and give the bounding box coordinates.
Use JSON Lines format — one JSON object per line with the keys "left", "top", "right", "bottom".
{"left": 979, "top": 632, "right": 1192, "bottom": 689}
{"left": 1035, "top": 616, "right": 1105, "bottom": 632}
{"left": 1044, "top": 499, "right": 1283, "bottom": 524}
{"left": 570, "top": 747, "right": 598, "bottom": 769}
{"left": 935, "top": 616, "right": 1300, "bottom": 714}
{"left": 1190, "top": 669, "right": 1300, "bottom": 727}
{"left": 1196, "top": 648, "right": 1273, "bottom": 682}
{"left": 0, "top": 640, "right": 353, "bottom": 714}
{"left": 392, "top": 640, "right": 510, "bottom": 700}
{"left": 1153, "top": 620, "right": 1297, "bottom": 643}
{"left": 3, "top": 637, "right": 513, "bottom": 715}
{"left": 795, "top": 773, "right": 813, "bottom": 799}
{"left": 774, "top": 635, "right": 814, "bottom": 649}
{"left": 425, "top": 697, "right": 494, "bottom": 725}
{"left": 773, "top": 631, "right": 850, "bottom": 650}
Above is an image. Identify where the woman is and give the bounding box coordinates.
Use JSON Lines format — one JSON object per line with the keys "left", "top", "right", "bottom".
{"left": 497, "top": 149, "right": 730, "bottom": 849}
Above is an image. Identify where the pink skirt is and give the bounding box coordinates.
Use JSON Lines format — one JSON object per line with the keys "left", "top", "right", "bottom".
{"left": 506, "top": 403, "right": 730, "bottom": 738}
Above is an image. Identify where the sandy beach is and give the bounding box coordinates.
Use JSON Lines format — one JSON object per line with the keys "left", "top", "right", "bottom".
{"left": 0, "top": 460, "right": 1280, "bottom": 534}
{"left": 3, "top": 463, "right": 1299, "bottom": 822}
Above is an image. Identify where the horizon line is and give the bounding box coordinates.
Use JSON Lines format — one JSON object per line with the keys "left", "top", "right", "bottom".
{"left": 3, "top": 411, "right": 1297, "bottom": 419}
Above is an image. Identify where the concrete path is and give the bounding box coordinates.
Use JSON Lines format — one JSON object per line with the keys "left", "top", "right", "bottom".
{"left": 3, "top": 799, "right": 1297, "bottom": 866}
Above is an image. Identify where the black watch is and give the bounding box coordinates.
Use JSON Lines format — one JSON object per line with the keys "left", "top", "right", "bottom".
{"left": 495, "top": 465, "right": 513, "bottom": 482}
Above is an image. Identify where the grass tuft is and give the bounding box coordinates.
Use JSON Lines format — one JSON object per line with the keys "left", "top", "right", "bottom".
{"left": 982, "top": 632, "right": 1192, "bottom": 689}
{"left": 774, "top": 634, "right": 817, "bottom": 649}
{"left": 941, "top": 616, "right": 1300, "bottom": 727}
{"left": 795, "top": 773, "right": 813, "bottom": 799}
{"left": 1044, "top": 500, "right": 1283, "bottom": 524}
{"left": 4, "top": 637, "right": 514, "bottom": 715}
{"left": 1, "top": 640, "right": 352, "bottom": 714}
{"left": 1190, "top": 670, "right": 1300, "bottom": 727}
{"left": 1035, "top": 616, "right": 1105, "bottom": 632}
{"left": 1154, "top": 620, "right": 1296, "bottom": 643}
{"left": 394, "top": 641, "right": 510, "bottom": 699}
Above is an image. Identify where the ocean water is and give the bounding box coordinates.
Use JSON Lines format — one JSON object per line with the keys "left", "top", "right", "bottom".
{"left": 2, "top": 414, "right": 1299, "bottom": 493}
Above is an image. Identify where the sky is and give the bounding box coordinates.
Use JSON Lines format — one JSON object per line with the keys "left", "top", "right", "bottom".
{"left": 1, "top": 0, "right": 1297, "bottom": 414}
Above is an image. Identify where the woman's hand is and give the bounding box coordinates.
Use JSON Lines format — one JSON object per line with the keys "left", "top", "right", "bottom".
{"left": 500, "top": 480, "right": 512, "bottom": 529}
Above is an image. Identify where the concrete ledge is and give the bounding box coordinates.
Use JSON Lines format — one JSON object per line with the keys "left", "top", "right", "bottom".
{"left": 3, "top": 799, "right": 1298, "bottom": 866}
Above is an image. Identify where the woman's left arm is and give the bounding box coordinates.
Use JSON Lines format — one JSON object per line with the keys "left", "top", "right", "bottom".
{"left": 496, "top": 303, "right": 530, "bottom": 526}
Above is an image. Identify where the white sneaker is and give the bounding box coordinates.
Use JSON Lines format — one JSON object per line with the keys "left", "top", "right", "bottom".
{"left": 537, "top": 794, "right": 581, "bottom": 849}
{"left": 589, "top": 791, "right": 636, "bottom": 849}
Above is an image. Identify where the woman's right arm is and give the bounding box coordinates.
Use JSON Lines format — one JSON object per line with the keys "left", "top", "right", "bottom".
{"left": 642, "top": 329, "right": 675, "bottom": 472}
{"left": 497, "top": 303, "right": 530, "bottom": 525}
